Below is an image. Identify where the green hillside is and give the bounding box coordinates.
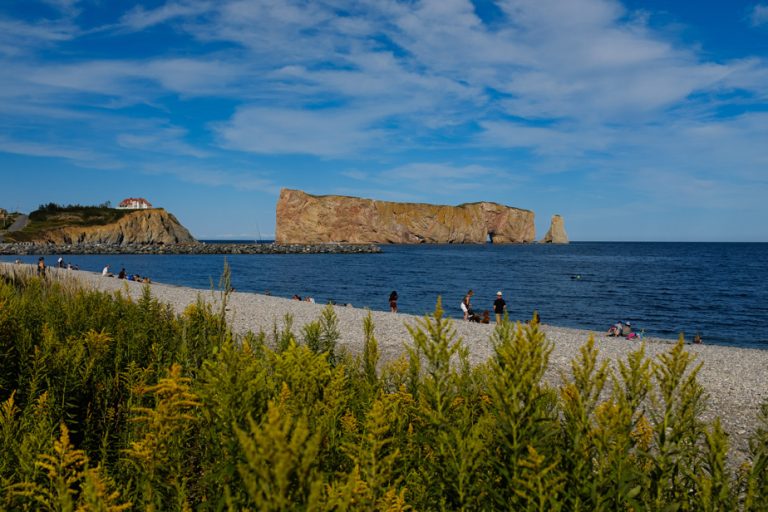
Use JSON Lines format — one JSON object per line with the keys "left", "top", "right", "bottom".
{"left": 4, "top": 203, "right": 133, "bottom": 242}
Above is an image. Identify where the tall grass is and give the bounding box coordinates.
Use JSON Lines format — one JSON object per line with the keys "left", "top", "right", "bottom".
{"left": 1, "top": 267, "right": 768, "bottom": 510}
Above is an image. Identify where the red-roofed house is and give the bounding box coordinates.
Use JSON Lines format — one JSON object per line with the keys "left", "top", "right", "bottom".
{"left": 117, "top": 198, "right": 153, "bottom": 209}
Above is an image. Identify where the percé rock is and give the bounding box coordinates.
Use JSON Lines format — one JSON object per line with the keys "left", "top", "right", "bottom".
{"left": 276, "top": 189, "right": 535, "bottom": 244}
{"left": 34, "top": 209, "right": 196, "bottom": 245}
{"left": 540, "top": 214, "right": 569, "bottom": 244}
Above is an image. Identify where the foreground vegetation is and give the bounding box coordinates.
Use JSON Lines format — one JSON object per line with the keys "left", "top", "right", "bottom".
{"left": 1, "top": 267, "right": 768, "bottom": 511}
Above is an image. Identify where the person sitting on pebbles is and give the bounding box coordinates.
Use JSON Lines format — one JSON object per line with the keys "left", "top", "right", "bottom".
{"left": 607, "top": 321, "right": 623, "bottom": 337}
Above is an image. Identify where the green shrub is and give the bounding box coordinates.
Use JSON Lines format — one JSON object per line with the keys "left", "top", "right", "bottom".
{"left": 0, "top": 268, "right": 766, "bottom": 510}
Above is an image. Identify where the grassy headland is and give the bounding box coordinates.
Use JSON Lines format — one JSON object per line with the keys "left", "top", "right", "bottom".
{"left": 4, "top": 203, "right": 133, "bottom": 242}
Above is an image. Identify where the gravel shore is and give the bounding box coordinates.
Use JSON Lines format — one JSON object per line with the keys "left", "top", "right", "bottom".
{"left": 3, "top": 262, "right": 767, "bottom": 464}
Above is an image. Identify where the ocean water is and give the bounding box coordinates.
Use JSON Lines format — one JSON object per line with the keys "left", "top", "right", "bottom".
{"left": 5, "top": 242, "right": 768, "bottom": 347}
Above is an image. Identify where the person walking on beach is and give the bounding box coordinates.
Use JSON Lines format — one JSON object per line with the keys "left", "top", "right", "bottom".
{"left": 461, "top": 289, "right": 474, "bottom": 320}
{"left": 37, "top": 257, "right": 46, "bottom": 277}
{"left": 493, "top": 291, "right": 506, "bottom": 324}
{"left": 389, "top": 290, "right": 398, "bottom": 313}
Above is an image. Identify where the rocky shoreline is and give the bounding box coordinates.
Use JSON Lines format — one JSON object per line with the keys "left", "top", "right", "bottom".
{"left": 0, "top": 242, "right": 382, "bottom": 255}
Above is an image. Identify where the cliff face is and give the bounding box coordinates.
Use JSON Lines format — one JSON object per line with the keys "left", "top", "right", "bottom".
{"left": 540, "top": 215, "right": 569, "bottom": 244}
{"left": 35, "top": 209, "right": 196, "bottom": 245}
{"left": 276, "top": 189, "right": 535, "bottom": 244}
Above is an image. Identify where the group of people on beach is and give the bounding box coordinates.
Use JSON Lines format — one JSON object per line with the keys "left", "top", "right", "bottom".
{"left": 459, "top": 290, "right": 507, "bottom": 324}
{"left": 102, "top": 264, "right": 151, "bottom": 283}
{"left": 607, "top": 320, "right": 639, "bottom": 339}
{"left": 388, "top": 288, "right": 510, "bottom": 324}
{"left": 35, "top": 256, "right": 80, "bottom": 277}
{"left": 463, "top": 289, "right": 508, "bottom": 324}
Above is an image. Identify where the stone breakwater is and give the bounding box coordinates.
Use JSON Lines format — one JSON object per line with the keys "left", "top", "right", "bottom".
{"left": 0, "top": 242, "right": 382, "bottom": 255}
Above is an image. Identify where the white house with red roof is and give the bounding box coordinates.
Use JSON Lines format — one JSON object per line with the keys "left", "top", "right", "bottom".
{"left": 117, "top": 198, "right": 153, "bottom": 210}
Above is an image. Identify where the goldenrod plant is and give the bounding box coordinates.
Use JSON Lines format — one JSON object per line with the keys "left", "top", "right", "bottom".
{"left": 0, "top": 266, "right": 766, "bottom": 510}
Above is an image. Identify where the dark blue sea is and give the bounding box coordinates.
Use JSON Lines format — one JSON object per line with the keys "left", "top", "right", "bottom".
{"left": 5, "top": 242, "right": 768, "bottom": 347}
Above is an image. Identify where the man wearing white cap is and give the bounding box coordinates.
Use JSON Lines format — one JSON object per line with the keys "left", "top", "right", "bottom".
{"left": 493, "top": 291, "right": 506, "bottom": 324}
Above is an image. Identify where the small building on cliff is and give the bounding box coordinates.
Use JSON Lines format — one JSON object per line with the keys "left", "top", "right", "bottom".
{"left": 117, "top": 198, "right": 153, "bottom": 210}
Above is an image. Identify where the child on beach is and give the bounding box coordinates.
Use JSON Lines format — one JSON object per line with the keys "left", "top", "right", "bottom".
{"left": 389, "top": 291, "right": 398, "bottom": 313}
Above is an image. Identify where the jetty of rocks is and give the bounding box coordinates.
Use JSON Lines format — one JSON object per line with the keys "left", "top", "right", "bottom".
{"left": 0, "top": 242, "right": 382, "bottom": 256}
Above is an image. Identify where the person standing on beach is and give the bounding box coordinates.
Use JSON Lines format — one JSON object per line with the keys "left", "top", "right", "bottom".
{"left": 462, "top": 289, "right": 474, "bottom": 320}
{"left": 389, "top": 291, "right": 398, "bottom": 313}
{"left": 37, "top": 257, "right": 46, "bottom": 277}
{"left": 493, "top": 291, "right": 506, "bottom": 324}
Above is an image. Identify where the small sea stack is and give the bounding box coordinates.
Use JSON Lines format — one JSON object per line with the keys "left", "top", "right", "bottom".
{"left": 540, "top": 214, "right": 569, "bottom": 244}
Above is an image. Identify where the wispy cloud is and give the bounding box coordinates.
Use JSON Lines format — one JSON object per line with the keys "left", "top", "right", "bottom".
{"left": 216, "top": 106, "right": 390, "bottom": 156}
{"left": 750, "top": 4, "right": 768, "bottom": 26}
{"left": 119, "top": 1, "right": 213, "bottom": 31}
{"left": 140, "top": 162, "right": 281, "bottom": 193}
{"left": 20, "top": 57, "right": 241, "bottom": 102}
{"left": 0, "top": 136, "right": 119, "bottom": 168}
{"left": 116, "top": 126, "right": 210, "bottom": 158}
{"left": 0, "top": 17, "right": 78, "bottom": 56}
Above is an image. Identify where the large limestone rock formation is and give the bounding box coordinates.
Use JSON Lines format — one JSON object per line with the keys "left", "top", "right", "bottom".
{"left": 34, "top": 209, "right": 196, "bottom": 245}
{"left": 540, "top": 214, "right": 569, "bottom": 244}
{"left": 276, "top": 189, "right": 535, "bottom": 244}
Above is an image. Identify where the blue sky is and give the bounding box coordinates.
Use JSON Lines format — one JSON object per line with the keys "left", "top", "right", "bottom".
{"left": 1, "top": 0, "right": 767, "bottom": 241}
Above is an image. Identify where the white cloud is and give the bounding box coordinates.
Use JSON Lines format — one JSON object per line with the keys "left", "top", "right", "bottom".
{"left": 116, "top": 126, "right": 210, "bottom": 159}
{"left": 216, "top": 106, "right": 390, "bottom": 156}
{"left": 0, "top": 18, "right": 78, "bottom": 57}
{"left": 41, "top": 0, "right": 80, "bottom": 12}
{"left": 141, "top": 163, "right": 280, "bottom": 192}
{"left": 0, "top": 136, "right": 119, "bottom": 168}
{"left": 750, "top": 4, "right": 768, "bottom": 26}
{"left": 18, "top": 57, "right": 240, "bottom": 103}
{"left": 119, "top": 1, "right": 213, "bottom": 31}
{"left": 383, "top": 163, "right": 502, "bottom": 194}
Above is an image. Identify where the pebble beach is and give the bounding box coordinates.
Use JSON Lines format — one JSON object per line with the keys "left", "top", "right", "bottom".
{"left": 3, "top": 261, "right": 767, "bottom": 464}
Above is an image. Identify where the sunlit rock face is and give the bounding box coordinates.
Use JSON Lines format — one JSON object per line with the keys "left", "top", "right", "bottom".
{"left": 540, "top": 215, "right": 569, "bottom": 244}
{"left": 36, "top": 209, "right": 196, "bottom": 245}
{"left": 275, "top": 189, "right": 536, "bottom": 244}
